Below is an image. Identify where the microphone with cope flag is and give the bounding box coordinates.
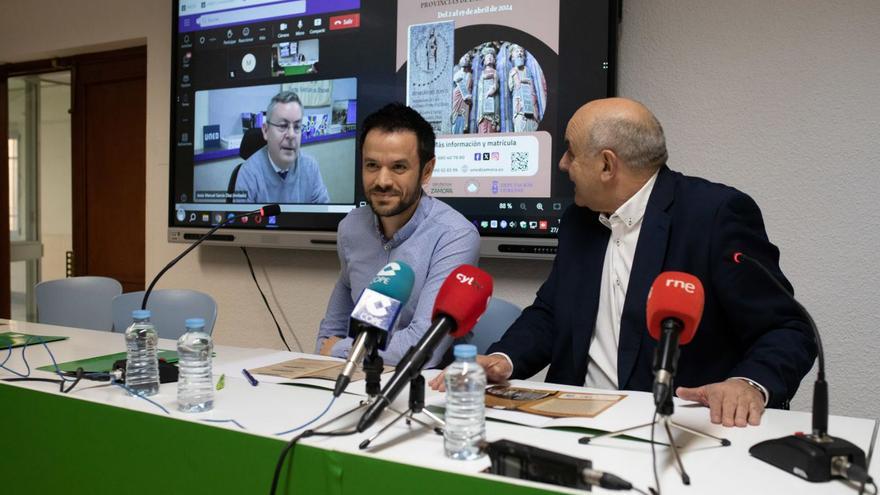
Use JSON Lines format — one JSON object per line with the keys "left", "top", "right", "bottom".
{"left": 646, "top": 271, "right": 704, "bottom": 410}
{"left": 332, "top": 261, "right": 415, "bottom": 397}
{"left": 356, "top": 264, "right": 493, "bottom": 433}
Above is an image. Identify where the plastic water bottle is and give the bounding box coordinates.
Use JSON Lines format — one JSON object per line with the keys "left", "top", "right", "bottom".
{"left": 444, "top": 344, "right": 487, "bottom": 460}
{"left": 177, "top": 318, "right": 214, "bottom": 412}
{"left": 124, "top": 309, "right": 159, "bottom": 396}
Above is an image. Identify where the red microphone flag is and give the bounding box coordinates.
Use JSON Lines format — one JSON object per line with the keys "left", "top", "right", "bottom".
{"left": 431, "top": 264, "right": 494, "bottom": 338}
{"left": 646, "top": 271, "right": 704, "bottom": 345}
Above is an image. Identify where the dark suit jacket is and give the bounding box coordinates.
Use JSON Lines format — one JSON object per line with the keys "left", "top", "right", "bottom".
{"left": 488, "top": 166, "right": 816, "bottom": 408}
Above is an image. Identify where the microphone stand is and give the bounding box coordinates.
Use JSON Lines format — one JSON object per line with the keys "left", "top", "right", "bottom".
{"left": 736, "top": 253, "right": 869, "bottom": 484}
{"left": 358, "top": 346, "right": 445, "bottom": 450}
{"left": 363, "top": 343, "right": 385, "bottom": 398}
{"left": 358, "top": 374, "right": 445, "bottom": 450}
{"left": 292, "top": 349, "right": 415, "bottom": 438}
{"left": 578, "top": 332, "right": 731, "bottom": 486}
{"left": 141, "top": 205, "right": 277, "bottom": 309}
{"left": 317, "top": 336, "right": 388, "bottom": 430}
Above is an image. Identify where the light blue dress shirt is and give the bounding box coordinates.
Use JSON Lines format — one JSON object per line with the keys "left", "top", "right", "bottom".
{"left": 316, "top": 194, "right": 480, "bottom": 368}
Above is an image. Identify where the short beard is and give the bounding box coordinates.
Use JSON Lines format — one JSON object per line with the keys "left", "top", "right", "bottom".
{"left": 370, "top": 187, "right": 422, "bottom": 218}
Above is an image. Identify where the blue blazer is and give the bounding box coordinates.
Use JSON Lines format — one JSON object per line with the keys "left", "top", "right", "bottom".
{"left": 488, "top": 166, "right": 816, "bottom": 408}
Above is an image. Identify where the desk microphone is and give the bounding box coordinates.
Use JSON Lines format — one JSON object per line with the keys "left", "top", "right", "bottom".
{"left": 734, "top": 252, "right": 871, "bottom": 484}
{"left": 357, "top": 265, "right": 493, "bottom": 432}
{"left": 142, "top": 204, "right": 281, "bottom": 309}
{"left": 333, "top": 261, "right": 415, "bottom": 397}
{"left": 646, "top": 271, "right": 704, "bottom": 407}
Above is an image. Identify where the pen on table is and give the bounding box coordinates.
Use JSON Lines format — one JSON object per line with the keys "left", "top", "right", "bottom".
{"left": 242, "top": 368, "right": 259, "bottom": 386}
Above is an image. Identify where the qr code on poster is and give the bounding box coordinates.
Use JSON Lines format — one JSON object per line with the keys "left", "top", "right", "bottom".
{"left": 511, "top": 151, "right": 529, "bottom": 172}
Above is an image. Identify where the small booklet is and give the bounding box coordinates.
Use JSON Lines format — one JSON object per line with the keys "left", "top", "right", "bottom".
{"left": 250, "top": 357, "right": 393, "bottom": 383}
{"left": 425, "top": 380, "right": 673, "bottom": 441}
{"left": 485, "top": 385, "right": 625, "bottom": 419}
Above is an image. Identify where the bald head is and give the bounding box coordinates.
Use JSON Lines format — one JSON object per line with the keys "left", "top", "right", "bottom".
{"left": 567, "top": 98, "right": 668, "bottom": 173}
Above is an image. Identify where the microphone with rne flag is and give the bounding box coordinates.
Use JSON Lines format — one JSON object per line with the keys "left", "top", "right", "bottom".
{"left": 646, "top": 271, "right": 704, "bottom": 408}
{"left": 142, "top": 204, "right": 281, "bottom": 310}
{"left": 333, "top": 261, "right": 415, "bottom": 397}
{"left": 357, "top": 264, "right": 493, "bottom": 432}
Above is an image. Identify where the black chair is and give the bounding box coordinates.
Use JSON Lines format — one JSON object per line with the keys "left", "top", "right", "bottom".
{"left": 227, "top": 128, "right": 267, "bottom": 203}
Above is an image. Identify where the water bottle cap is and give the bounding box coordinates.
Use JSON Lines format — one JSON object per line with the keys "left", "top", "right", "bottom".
{"left": 185, "top": 318, "right": 205, "bottom": 329}
{"left": 132, "top": 309, "right": 151, "bottom": 319}
{"left": 453, "top": 344, "right": 477, "bottom": 359}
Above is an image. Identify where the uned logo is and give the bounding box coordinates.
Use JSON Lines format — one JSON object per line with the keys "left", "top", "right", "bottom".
{"left": 665, "top": 278, "right": 696, "bottom": 294}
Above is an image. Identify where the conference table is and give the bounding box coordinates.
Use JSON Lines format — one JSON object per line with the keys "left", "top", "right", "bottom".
{"left": 1, "top": 319, "right": 877, "bottom": 494}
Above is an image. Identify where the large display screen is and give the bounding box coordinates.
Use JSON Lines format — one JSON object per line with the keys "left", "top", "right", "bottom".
{"left": 169, "top": 0, "right": 617, "bottom": 253}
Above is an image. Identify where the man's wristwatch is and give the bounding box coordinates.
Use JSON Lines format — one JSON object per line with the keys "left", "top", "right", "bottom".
{"left": 732, "top": 377, "right": 768, "bottom": 405}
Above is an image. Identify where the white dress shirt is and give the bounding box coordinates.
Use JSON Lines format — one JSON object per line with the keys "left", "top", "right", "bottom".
{"left": 493, "top": 170, "right": 767, "bottom": 403}
{"left": 584, "top": 171, "right": 658, "bottom": 388}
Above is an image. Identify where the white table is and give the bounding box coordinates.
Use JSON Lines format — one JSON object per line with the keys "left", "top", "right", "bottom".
{"left": 1, "top": 319, "right": 876, "bottom": 494}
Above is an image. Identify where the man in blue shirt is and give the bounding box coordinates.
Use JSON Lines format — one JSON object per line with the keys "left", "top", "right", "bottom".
{"left": 234, "top": 91, "right": 330, "bottom": 204}
{"left": 316, "top": 103, "right": 480, "bottom": 367}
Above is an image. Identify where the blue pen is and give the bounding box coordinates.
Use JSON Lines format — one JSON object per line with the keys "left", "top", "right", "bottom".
{"left": 242, "top": 368, "right": 259, "bottom": 387}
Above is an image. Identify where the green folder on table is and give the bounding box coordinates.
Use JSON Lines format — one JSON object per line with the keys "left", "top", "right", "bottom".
{"left": 0, "top": 332, "right": 68, "bottom": 349}
{"left": 37, "top": 350, "right": 179, "bottom": 374}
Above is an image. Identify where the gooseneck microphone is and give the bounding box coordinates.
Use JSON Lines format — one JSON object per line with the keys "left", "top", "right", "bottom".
{"left": 646, "top": 272, "right": 704, "bottom": 408}
{"left": 142, "top": 204, "right": 281, "bottom": 309}
{"left": 357, "top": 265, "right": 493, "bottom": 432}
{"left": 735, "top": 252, "right": 871, "bottom": 484}
{"left": 333, "top": 261, "right": 415, "bottom": 397}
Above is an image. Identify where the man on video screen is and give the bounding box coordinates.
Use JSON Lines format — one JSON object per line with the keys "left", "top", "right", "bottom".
{"left": 234, "top": 91, "right": 330, "bottom": 204}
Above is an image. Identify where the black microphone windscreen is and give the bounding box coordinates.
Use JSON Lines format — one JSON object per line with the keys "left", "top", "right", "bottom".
{"left": 260, "top": 204, "right": 282, "bottom": 217}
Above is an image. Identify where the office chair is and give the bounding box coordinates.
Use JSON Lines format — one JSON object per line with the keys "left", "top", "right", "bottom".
{"left": 112, "top": 289, "right": 218, "bottom": 340}
{"left": 226, "top": 127, "right": 267, "bottom": 203}
{"left": 35, "top": 276, "right": 123, "bottom": 331}
{"left": 469, "top": 297, "right": 522, "bottom": 354}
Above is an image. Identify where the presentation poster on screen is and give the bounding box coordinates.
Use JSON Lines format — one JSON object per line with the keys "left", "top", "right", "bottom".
{"left": 397, "top": 0, "right": 558, "bottom": 198}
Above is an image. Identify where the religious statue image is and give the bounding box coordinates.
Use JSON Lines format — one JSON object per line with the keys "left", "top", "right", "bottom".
{"left": 450, "top": 52, "right": 473, "bottom": 134}
{"left": 449, "top": 40, "right": 547, "bottom": 135}
{"left": 507, "top": 44, "right": 541, "bottom": 132}
{"left": 425, "top": 29, "right": 438, "bottom": 71}
{"left": 476, "top": 45, "right": 500, "bottom": 134}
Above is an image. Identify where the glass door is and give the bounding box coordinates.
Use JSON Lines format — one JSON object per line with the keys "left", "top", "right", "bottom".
{"left": 7, "top": 71, "right": 72, "bottom": 321}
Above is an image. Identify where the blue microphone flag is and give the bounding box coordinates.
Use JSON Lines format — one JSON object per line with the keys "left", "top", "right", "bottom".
{"left": 368, "top": 261, "right": 415, "bottom": 301}
{"left": 348, "top": 261, "right": 415, "bottom": 347}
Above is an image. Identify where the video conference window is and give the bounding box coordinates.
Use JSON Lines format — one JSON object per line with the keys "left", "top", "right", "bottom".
{"left": 272, "top": 39, "right": 319, "bottom": 76}
{"left": 192, "top": 78, "right": 357, "bottom": 205}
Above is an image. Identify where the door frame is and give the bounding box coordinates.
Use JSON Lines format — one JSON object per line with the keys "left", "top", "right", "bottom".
{"left": 1, "top": 58, "right": 73, "bottom": 318}
{"left": 1, "top": 46, "right": 146, "bottom": 318}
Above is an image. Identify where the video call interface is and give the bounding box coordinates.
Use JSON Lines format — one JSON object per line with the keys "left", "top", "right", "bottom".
{"left": 170, "top": 0, "right": 615, "bottom": 237}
